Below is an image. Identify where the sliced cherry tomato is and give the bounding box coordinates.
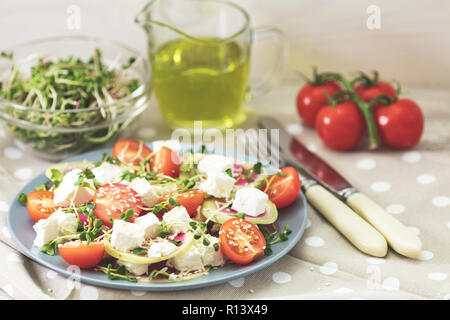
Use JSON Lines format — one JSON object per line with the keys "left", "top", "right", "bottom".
{"left": 159, "top": 189, "right": 205, "bottom": 217}
{"left": 296, "top": 81, "right": 341, "bottom": 127}
{"left": 150, "top": 146, "right": 181, "bottom": 178}
{"left": 58, "top": 241, "right": 105, "bottom": 269}
{"left": 94, "top": 183, "right": 142, "bottom": 227}
{"left": 26, "top": 190, "right": 58, "bottom": 222}
{"left": 219, "top": 218, "right": 266, "bottom": 265}
{"left": 264, "top": 167, "right": 300, "bottom": 209}
{"left": 315, "top": 100, "right": 365, "bottom": 150}
{"left": 112, "top": 139, "right": 152, "bottom": 166}
{"left": 375, "top": 98, "right": 424, "bottom": 149}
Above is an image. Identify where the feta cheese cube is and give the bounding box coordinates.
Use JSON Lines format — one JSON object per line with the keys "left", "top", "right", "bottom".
{"left": 53, "top": 169, "right": 95, "bottom": 207}
{"left": 152, "top": 139, "right": 181, "bottom": 154}
{"left": 92, "top": 162, "right": 127, "bottom": 185}
{"left": 128, "top": 178, "right": 160, "bottom": 208}
{"left": 231, "top": 187, "right": 268, "bottom": 217}
{"left": 51, "top": 210, "right": 78, "bottom": 235}
{"left": 197, "top": 154, "right": 234, "bottom": 175}
{"left": 199, "top": 172, "right": 235, "bottom": 198}
{"left": 199, "top": 235, "right": 225, "bottom": 267}
{"left": 33, "top": 216, "right": 60, "bottom": 248}
{"left": 118, "top": 260, "right": 149, "bottom": 276}
{"left": 169, "top": 245, "right": 204, "bottom": 272}
{"left": 163, "top": 206, "right": 191, "bottom": 234}
{"left": 134, "top": 213, "right": 161, "bottom": 239}
{"left": 109, "top": 220, "right": 145, "bottom": 252}
{"left": 147, "top": 241, "right": 177, "bottom": 258}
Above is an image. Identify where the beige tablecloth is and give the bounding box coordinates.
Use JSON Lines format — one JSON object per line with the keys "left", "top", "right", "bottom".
{"left": 0, "top": 81, "right": 449, "bottom": 300}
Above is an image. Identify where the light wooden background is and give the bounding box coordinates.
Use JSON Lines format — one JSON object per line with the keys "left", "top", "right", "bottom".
{"left": 0, "top": 0, "right": 449, "bottom": 89}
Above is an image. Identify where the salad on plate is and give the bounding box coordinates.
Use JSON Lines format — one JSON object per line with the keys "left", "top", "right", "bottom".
{"left": 18, "top": 139, "right": 301, "bottom": 283}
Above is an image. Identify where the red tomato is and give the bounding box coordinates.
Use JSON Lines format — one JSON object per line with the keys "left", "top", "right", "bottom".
{"left": 26, "top": 190, "right": 58, "bottom": 222}
{"left": 219, "top": 218, "right": 266, "bottom": 264}
{"left": 264, "top": 167, "right": 301, "bottom": 209}
{"left": 159, "top": 189, "right": 205, "bottom": 217}
{"left": 315, "top": 100, "right": 365, "bottom": 150}
{"left": 374, "top": 98, "right": 424, "bottom": 149}
{"left": 112, "top": 139, "right": 152, "bottom": 166}
{"left": 354, "top": 81, "right": 396, "bottom": 115}
{"left": 94, "top": 183, "right": 142, "bottom": 227}
{"left": 150, "top": 146, "right": 181, "bottom": 178}
{"left": 296, "top": 81, "right": 341, "bottom": 127}
{"left": 58, "top": 241, "right": 105, "bottom": 269}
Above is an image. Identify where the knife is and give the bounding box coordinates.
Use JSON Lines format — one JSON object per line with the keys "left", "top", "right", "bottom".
{"left": 258, "top": 116, "right": 422, "bottom": 259}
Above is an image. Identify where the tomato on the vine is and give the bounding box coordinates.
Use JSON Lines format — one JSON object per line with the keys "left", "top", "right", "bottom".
{"left": 374, "top": 98, "right": 424, "bottom": 149}
{"left": 315, "top": 100, "right": 365, "bottom": 150}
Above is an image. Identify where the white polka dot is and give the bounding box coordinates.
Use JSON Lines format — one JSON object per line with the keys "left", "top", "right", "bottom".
{"left": 14, "top": 168, "right": 32, "bottom": 181}
{"left": 0, "top": 127, "right": 5, "bottom": 137}
{"left": 137, "top": 128, "right": 156, "bottom": 140}
{"left": 286, "top": 123, "right": 303, "bottom": 136}
{"left": 46, "top": 270, "right": 58, "bottom": 279}
{"left": 305, "top": 236, "right": 325, "bottom": 247}
{"left": 2, "top": 227, "right": 11, "bottom": 239}
{"left": 366, "top": 257, "right": 386, "bottom": 265}
{"left": 334, "top": 287, "right": 354, "bottom": 294}
{"left": 130, "top": 290, "right": 146, "bottom": 297}
{"left": 356, "top": 158, "right": 376, "bottom": 170}
{"left": 0, "top": 200, "right": 9, "bottom": 212}
{"left": 306, "top": 219, "right": 311, "bottom": 229}
{"left": 371, "top": 181, "right": 391, "bottom": 192}
{"left": 427, "top": 272, "right": 448, "bottom": 281}
{"left": 272, "top": 272, "right": 292, "bottom": 284}
{"left": 418, "top": 250, "right": 434, "bottom": 261}
{"left": 386, "top": 204, "right": 405, "bottom": 215}
{"left": 319, "top": 262, "right": 339, "bottom": 275}
{"left": 408, "top": 226, "right": 420, "bottom": 236}
{"left": 382, "top": 277, "right": 400, "bottom": 291}
{"left": 7, "top": 252, "right": 23, "bottom": 263}
{"left": 416, "top": 174, "right": 436, "bottom": 185}
{"left": 448, "top": 221, "right": 450, "bottom": 229}
{"left": 1, "top": 284, "right": 14, "bottom": 298}
{"left": 307, "top": 144, "right": 317, "bottom": 152}
{"left": 432, "top": 196, "right": 450, "bottom": 208}
{"left": 402, "top": 151, "right": 421, "bottom": 163}
{"left": 3, "top": 147, "right": 23, "bottom": 160}
{"left": 80, "top": 285, "right": 99, "bottom": 300}
{"left": 229, "top": 277, "right": 245, "bottom": 288}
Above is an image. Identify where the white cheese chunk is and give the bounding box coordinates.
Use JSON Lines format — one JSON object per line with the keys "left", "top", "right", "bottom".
{"left": 197, "top": 154, "right": 234, "bottom": 175}
{"left": 152, "top": 139, "right": 181, "bottom": 154}
{"left": 199, "top": 172, "right": 235, "bottom": 198}
{"left": 118, "top": 260, "right": 149, "bottom": 276}
{"left": 199, "top": 235, "right": 225, "bottom": 267}
{"left": 169, "top": 245, "right": 204, "bottom": 272}
{"left": 134, "top": 213, "right": 161, "bottom": 239}
{"left": 127, "top": 178, "right": 160, "bottom": 208}
{"left": 231, "top": 187, "right": 268, "bottom": 217}
{"left": 147, "top": 241, "right": 177, "bottom": 258}
{"left": 163, "top": 206, "right": 191, "bottom": 234}
{"left": 53, "top": 169, "right": 95, "bottom": 207}
{"left": 92, "top": 162, "right": 127, "bottom": 185}
{"left": 109, "top": 220, "right": 145, "bottom": 252}
{"left": 32, "top": 209, "right": 78, "bottom": 247}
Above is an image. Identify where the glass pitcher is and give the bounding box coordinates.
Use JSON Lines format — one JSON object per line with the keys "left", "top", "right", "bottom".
{"left": 136, "top": 0, "right": 287, "bottom": 130}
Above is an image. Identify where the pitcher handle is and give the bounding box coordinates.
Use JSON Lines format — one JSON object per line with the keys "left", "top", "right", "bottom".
{"left": 248, "top": 26, "right": 288, "bottom": 99}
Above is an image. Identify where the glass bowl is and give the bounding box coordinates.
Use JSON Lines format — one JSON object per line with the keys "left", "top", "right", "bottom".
{"left": 0, "top": 36, "right": 152, "bottom": 161}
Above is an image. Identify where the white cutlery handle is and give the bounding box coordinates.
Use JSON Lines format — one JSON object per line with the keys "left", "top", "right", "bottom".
{"left": 346, "top": 192, "right": 422, "bottom": 259}
{"left": 305, "top": 184, "right": 388, "bottom": 257}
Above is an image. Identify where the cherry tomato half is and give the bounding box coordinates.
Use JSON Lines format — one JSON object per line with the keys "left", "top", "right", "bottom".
{"left": 58, "top": 241, "right": 105, "bottom": 269}
{"left": 159, "top": 189, "right": 205, "bottom": 217}
{"left": 112, "top": 139, "right": 152, "bottom": 166}
{"left": 264, "top": 167, "right": 301, "bottom": 209}
{"left": 150, "top": 146, "right": 181, "bottom": 178}
{"left": 26, "top": 190, "right": 58, "bottom": 222}
{"left": 94, "top": 183, "right": 142, "bottom": 227}
{"left": 219, "top": 218, "right": 266, "bottom": 265}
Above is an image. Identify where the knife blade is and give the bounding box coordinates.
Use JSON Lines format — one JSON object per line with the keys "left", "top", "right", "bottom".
{"left": 258, "top": 116, "right": 422, "bottom": 259}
